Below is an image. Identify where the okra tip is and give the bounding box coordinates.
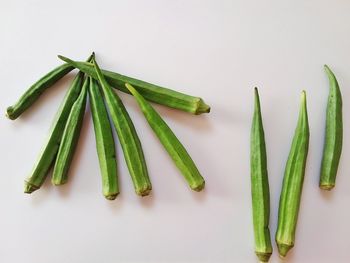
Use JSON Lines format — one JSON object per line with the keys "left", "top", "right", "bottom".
{"left": 301, "top": 90, "right": 306, "bottom": 99}
{"left": 324, "top": 64, "right": 336, "bottom": 79}
{"left": 57, "top": 55, "right": 73, "bottom": 64}
{"left": 277, "top": 242, "right": 293, "bottom": 258}
{"left": 255, "top": 251, "right": 272, "bottom": 263}
{"left": 253, "top": 87, "right": 260, "bottom": 107}
{"left": 24, "top": 182, "right": 39, "bottom": 194}
{"left": 324, "top": 64, "right": 331, "bottom": 72}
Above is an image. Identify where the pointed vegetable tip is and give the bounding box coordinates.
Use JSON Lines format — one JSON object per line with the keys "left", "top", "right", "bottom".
{"left": 300, "top": 90, "right": 307, "bottom": 105}
{"left": 324, "top": 64, "right": 332, "bottom": 74}
{"left": 57, "top": 55, "right": 72, "bottom": 64}
{"left": 254, "top": 87, "right": 260, "bottom": 108}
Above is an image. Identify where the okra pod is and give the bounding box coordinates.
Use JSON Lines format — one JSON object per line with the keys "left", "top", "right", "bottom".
{"left": 125, "top": 83, "right": 205, "bottom": 191}
{"left": 58, "top": 55, "right": 210, "bottom": 115}
{"left": 250, "top": 88, "right": 272, "bottom": 262}
{"left": 276, "top": 91, "right": 309, "bottom": 258}
{"left": 93, "top": 58, "right": 151, "bottom": 196}
{"left": 6, "top": 63, "right": 74, "bottom": 120}
{"left": 51, "top": 77, "right": 88, "bottom": 185}
{"left": 89, "top": 77, "right": 119, "bottom": 200}
{"left": 320, "top": 65, "right": 343, "bottom": 190}
{"left": 24, "top": 72, "right": 84, "bottom": 193}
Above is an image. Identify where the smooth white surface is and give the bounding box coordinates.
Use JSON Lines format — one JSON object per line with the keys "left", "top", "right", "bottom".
{"left": 1, "top": 1, "right": 350, "bottom": 262}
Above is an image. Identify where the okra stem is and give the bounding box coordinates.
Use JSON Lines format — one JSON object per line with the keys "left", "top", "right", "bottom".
{"left": 275, "top": 91, "right": 309, "bottom": 258}
{"left": 89, "top": 77, "right": 119, "bottom": 200}
{"left": 125, "top": 83, "right": 205, "bottom": 191}
{"left": 6, "top": 63, "right": 74, "bottom": 120}
{"left": 320, "top": 65, "right": 343, "bottom": 190}
{"left": 57, "top": 55, "right": 210, "bottom": 115}
{"left": 250, "top": 88, "right": 272, "bottom": 262}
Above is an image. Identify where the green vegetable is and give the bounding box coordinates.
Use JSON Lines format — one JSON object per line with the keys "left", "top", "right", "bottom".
{"left": 6, "top": 63, "right": 74, "bottom": 120}
{"left": 275, "top": 91, "right": 309, "bottom": 258}
{"left": 24, "top": 72, "right": 84, "bottom": 193}
{"left": 320, "top": 65, "right": 343, "bottom": 190}
{"left": 58, "top": 55, "right": 210, "bottom": 115}
{"left": 51, "top": 77, "right": 88, "bottom": 185}
{"left": 250, "top": 88, "right": 272, "bottom": 262}
{"left": 93, "top": 58, "right": 151, "bottom": 196}
{"left": 125, "top": 83, "right": 205, "bottom": 191}
{"left": 89, "top": 77, "right": 119, "bottom": 200}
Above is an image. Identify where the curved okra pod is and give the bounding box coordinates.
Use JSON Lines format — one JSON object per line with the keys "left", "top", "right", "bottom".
{"left": 6, "top": 63, "right": 74, "bottom": 120}
{"left": 275, "top": 91, "right": 309, "bottom": 258}
{"left": 125, "top": 83, "right": 205, "bottom": 191}
{"left": 250, "top": 88, "right": 272, "bottom": 262}
{"left": 92, "top": 58, "right": 151, "bottom": 196}
{"left": 320, "top": 65, "right": 343, "bottom": 190}
{"left": 88, "top": 77, "right": 119, "bottom": 200}
{"left": 51, "top": 77, "right": 88, "bottom": 185}
{"left": 58, "top": 55, "right": 210, "bottom": 115}
{"left": 24, "top": 72, "right": 84, "bottom": 193}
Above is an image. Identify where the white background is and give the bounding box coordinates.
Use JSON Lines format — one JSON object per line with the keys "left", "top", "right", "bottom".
{"left": 1, "top": 1, "right": 350, "bottom": 262}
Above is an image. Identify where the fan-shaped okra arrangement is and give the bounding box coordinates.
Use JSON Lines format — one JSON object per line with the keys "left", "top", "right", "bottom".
{"left": 6, "top": 53, "right": 210, "bottom": 198}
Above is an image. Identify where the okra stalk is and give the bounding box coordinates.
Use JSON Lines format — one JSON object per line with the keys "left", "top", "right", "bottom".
{"left": 275, "top": 91, "right": 309, "bottom": 258}
{"left": 6, "top": 63, "right": 74, "bottom": 120}
{"left": 125, "top": 83, "right": 205, "bottom": 191}
{"left": 92, "top": 58, "right": 151, "bottom": 196}
{"left": 89, "top": 77, "right": 119, "bottom": 200}
{"left": 51, "top": 77, "right": 88, "bottom": 185}
{"left": 58, "top": 55, "right": 210, "bottom": 115}
{"left": 250, "top": 88, "right": 272, "bottom": 262}
{"left": 320, "top": 65, "right": 343, "bottom": 190}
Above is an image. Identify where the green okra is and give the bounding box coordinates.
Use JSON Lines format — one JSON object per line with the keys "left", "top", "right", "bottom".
{"left": 276, "top": 91, "right": 309, "bottom": 258}
{"left": 24, "top": 72, "right": 84, "bottom": 193}
{"left": 58, "top": 55, "right": 210, "bottom": 115}
{"left": 89, "top": 77, "right": 119, "bottom": 200}
{"left": 125, "top": 83, "right": 205, "bottom": 191}
{"left": 6, "top": 63, "right": 74, "bottom": 120}
{"left": 93, "top": 58, "right": 151, "bottom": 196}
{"left": 250, "top": 88, "right": 272, "bottom": 262}
{"left": 320, "top": 65, "right": 343, "bottom": 191}
{"left": 51, "top": 77, "right": 88, "bottom": 186}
